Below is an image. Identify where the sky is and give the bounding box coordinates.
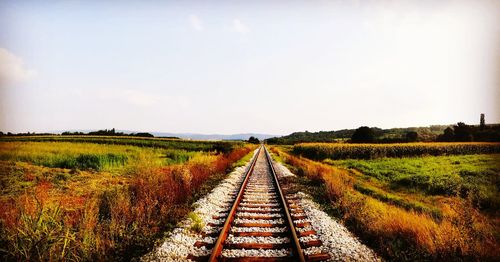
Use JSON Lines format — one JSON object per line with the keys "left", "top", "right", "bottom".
{"left": 0, "top": 0, "right": 499, "bottom": 135}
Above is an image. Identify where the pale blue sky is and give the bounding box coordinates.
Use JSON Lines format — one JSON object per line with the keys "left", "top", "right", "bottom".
{"left": 1, "top": 0, "right": 499, "bottom": 135}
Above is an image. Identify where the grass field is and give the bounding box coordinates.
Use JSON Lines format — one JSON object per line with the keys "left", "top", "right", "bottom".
{"left": 0, "top": 141, "right": 206, "bottom": 172}
{"left": 326, "top": 154, "right": 500, "bottom": 213}
{"left": 271, "top": 144, "right": 499, "bottom": 261}
{"left": 0, "top": 137, "right": 255, "bottom": 261}
{"left": 0, "top": 135, "right": 242, "bottom": 153}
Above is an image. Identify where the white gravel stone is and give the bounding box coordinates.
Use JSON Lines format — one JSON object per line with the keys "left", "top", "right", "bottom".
{"left": 222, "top": 248, "right": 290, "bottom": 258}
{"left": 292, "top": 193, "right": 380, "bottom": 261}
{"left": 299, "top": 235, "right": 319, "bottom": 243}
{"left": 240, "top": 203, "right": 280, "bottom": 207}
{"left": 204, "top": 227, "right": 221, "bottom": 234}
{"left": 244, "top": 195, "right": 278, "bottom": 199}
{"left": 304, "top": 246, "right": 328, "bottom": 256}
{"left": 293, "top": 218, "right": 311, "bottom": 224}
{"left": 236, "top": 212, "right": 283, "bottom": 218}
{"left": 226, "top": 235, "right": 290, "bottom": 244}
{"left": 296, "top": 226, "right": 314, "bottom": 233}
{"left": 234, "top": 218, "right": 284, "bottom": 224}
{"left": 231, "top": 226, "right": 288, "bottom": 233}
{"left": 238, "top": 207, "right": 281, "bottom": 212}
{"left": 274, "top": 161, "right": 296, "bottom": 178}
{"left": 200, "top": 236, "right": 217, "bottom": 244}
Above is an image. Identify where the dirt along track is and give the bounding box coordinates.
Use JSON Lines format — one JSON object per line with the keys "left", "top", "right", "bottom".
{"left": 188, "top": 145, "right": 331, "bottom": 261}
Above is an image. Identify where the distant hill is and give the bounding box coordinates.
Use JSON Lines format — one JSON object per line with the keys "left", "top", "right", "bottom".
{"left": 265, "top": 125, "right": 451, "bottom": 144}
{"left": 150, "top": 132, "right": 276, "bottom": 141}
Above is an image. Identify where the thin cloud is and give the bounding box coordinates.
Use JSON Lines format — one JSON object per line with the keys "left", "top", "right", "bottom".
{"left": 0, "top": 48, "right": 37, "bottom": 86}
{"left": 232, "top": 19, "right": 249, "bottom": 34}
{"left": 189, "top": 14, "right": 203, "bottom": 31}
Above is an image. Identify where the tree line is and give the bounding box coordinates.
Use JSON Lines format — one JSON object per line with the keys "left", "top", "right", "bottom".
{"left": 0, "top": 128, "right": 156, "bottom": 138}
{"left": 61, "top": 128, "right": 155, "bottom": 138}
{"left": 266, "top": 117, "right": 500, "bottom": 144}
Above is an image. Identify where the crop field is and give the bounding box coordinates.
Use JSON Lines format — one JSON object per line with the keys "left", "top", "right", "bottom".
{"left": 271, "top": 143, "right": 500, "bottom": 261}
{"left": 293, "top": 142, "right": 500, "bottom": 160}
{"left": 0, "top": 137, "right": 255, "bottom": 261}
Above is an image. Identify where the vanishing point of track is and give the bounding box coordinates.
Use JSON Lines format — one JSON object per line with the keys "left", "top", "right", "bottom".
{"left": 188, "top": 145, "right": 331, "bottom": 261}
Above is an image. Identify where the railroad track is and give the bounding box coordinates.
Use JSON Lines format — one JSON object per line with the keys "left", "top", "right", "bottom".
{"left": 188, "top": 145, "right": 330, "bottom": 261}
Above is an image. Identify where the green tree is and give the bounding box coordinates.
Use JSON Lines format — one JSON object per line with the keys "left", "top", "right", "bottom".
{"left": 248, "top": 136, "right": 260, "bottom": 144}
{"left": 438, "top": 127, "right": 454, "bottom": 142}
{"left": 351, "top": 126, "right": 375, "bottom": 143}
{"left": 453, "top": 122, "right": 473, "bottom": 141}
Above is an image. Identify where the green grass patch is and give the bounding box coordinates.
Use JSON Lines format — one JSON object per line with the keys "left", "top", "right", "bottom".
{"left": 353, "top": 183, "right": 442, "bottom": 219}
{"left": 325, "top": 154, "right": 500, "bottom": 211}
{"left": 187, "top": 212, "right": 204, "bottom": 233}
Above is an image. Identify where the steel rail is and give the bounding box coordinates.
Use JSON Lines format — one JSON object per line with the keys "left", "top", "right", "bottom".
{"left": 264, "top": 146, "right": 306, "bottom": 262}
{"left": 208, "top": 145, "right": 262, "bottom": 261}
